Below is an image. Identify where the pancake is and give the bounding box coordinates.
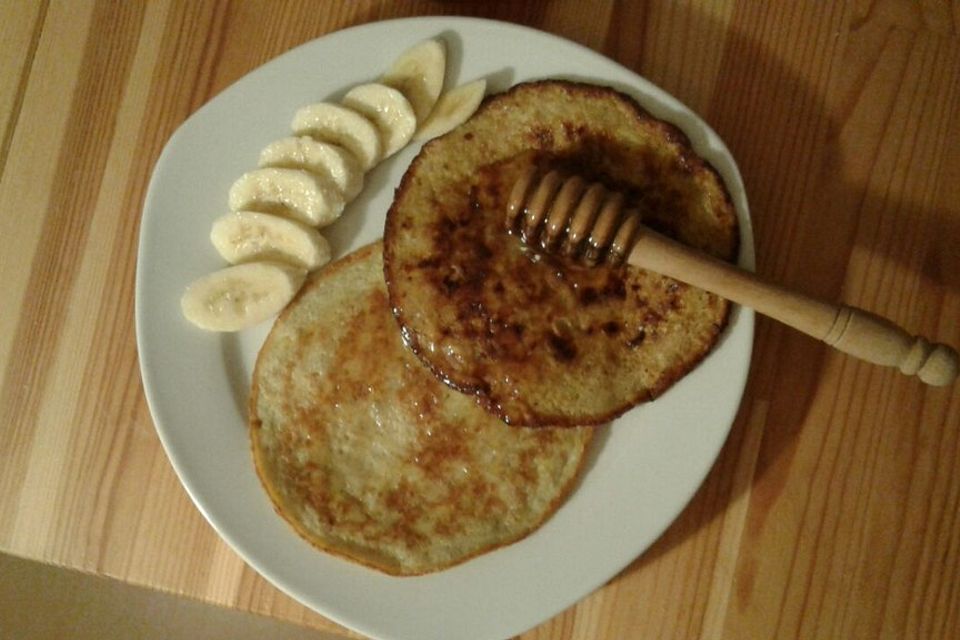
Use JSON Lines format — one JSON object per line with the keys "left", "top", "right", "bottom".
{"left": 250, "top": 243, "right": 593, "bottom": 575}
{"left": 384, "top": 80, "right": 738, "bottom": 426}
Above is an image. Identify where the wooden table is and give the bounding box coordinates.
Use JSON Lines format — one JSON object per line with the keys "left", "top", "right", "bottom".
{"left": 2, "top": 1, "right": 958, "bottom": 638}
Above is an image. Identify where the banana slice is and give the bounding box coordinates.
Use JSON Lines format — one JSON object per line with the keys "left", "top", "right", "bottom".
{"left": 341, "top": 83, "right": 417, "bottom": 158}
{"left": 210, "top": 211, "right": 331, "bottom": 271}
{"left": 291, "top": 103, "right": 381, "bottom": 170}
{"left": 228, "top": 167, "right": 345, "bottom": 228}
{"left": 181, "top": 262, "right": 306, "bottom": 332}
{"left": 381, "top": 38, "right": 446, "bottom": 124}
{"left": 259, "top": 136, "right": 364, "bottom": 202}
{"left": 414, "top": 79, "right": 487, "bottom": 142}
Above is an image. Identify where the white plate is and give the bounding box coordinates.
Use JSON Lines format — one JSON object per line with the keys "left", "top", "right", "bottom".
{"left": 136, "top": 17, "right": 754, "bottom": 640}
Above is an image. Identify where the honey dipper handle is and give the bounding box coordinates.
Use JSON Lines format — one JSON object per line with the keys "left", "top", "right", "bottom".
{"left": 626, "top": 228, "right": 959, "bottom": 386}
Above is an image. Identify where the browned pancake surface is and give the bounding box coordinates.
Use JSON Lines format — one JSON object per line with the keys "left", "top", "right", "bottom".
{"left": 384, "top": 80, "right": 738, "bottom": 426}
{"left": 250, "top": 243, "right": 592, "bottom": 575}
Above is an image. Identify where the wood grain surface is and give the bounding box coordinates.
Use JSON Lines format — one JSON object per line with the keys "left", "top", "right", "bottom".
{"left": 2, "top": 1, "right": 959, "bottom": 638}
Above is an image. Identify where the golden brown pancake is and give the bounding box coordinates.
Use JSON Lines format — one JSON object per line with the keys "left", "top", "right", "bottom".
{"left": 384, "top": 80, "right": 738, "bottom": 426}
{"left": 250, "top": 243, "right": 593, "bottom": 575}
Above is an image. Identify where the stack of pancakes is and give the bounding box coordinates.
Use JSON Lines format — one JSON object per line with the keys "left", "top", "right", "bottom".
{"left": 250, "top": 81, "right": 737, "bottom": 574}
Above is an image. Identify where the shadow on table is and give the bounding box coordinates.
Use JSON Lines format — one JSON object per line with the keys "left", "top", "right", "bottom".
{"left": 592, "top": 4, "right": 960, "bottom": 583}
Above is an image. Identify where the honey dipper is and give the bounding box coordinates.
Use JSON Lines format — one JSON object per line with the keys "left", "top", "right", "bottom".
{"left": 507, "top": 167, "right": 959, "bottom": 386}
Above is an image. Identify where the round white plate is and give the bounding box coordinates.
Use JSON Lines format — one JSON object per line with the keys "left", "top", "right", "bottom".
{"left": 136, "top": 17, "right": 753, "bottom": 640}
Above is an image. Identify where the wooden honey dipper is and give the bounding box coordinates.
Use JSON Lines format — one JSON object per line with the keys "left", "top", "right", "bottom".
{"left": 506, "top": 166, "right": 959, "bottom": 386}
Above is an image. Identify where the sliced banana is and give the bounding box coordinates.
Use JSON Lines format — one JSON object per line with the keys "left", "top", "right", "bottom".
{"left": 180, "top": 262, "right": 306, "bottom": 332}
{"left": 414, "top": 79, "right": 487, "bottom": 142}
{"left": 210, "top": 211, "right": 331, "bottom": 271}
{"left": 342, "top": 83, "right": 417, "bottom": 158}
{"left": 291, "top": 103, "right": 381, "bottom": 170}
{"left": 228, "top": 167, "right": 345, "bottom": 228}
{"left": 381, "top": 38, "right": 446, "bottom": 124}
{"left": 259, "top": 136, "right": 364, "bottom": 202}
